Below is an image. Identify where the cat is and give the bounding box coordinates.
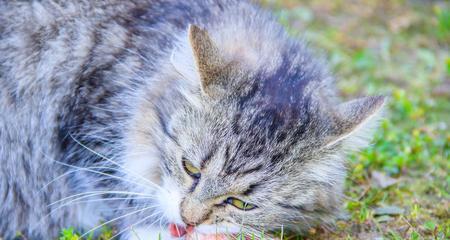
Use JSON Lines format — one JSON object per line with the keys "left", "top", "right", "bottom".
{"left": 0, "top": 0, "right": 385, "bottom": 239}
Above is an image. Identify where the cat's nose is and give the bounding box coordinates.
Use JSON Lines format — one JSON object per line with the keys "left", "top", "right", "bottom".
{"left": 180, "top": 197, "right": 211, "bottom": 225}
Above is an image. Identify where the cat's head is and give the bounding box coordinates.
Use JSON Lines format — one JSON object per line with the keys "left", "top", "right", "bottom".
{"left": 124, "top": 25, "right": 385, "bottom": 237}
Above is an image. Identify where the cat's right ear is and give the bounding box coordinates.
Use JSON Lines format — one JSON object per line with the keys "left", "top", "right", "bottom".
{"left": 188, "top": 25, "right": 231, "bottom": 96}
{"left": 324, "top": 95, "right": 386, "bottom": 150}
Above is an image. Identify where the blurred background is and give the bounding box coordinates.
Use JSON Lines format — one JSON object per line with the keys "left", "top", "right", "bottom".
{"left": 259, "top": 0, "right": 449, "bottom": 239}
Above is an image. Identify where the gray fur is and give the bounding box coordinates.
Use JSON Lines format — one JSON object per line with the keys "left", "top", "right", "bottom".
{"left": 0, "top": 0, "right": 384, "bottom": 239}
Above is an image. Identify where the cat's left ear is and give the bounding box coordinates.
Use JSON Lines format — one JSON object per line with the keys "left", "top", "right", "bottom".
{"left": 325, "top": 96, "right": 386, "bottom": 149}
{"left": 188, "top": 25, "right": 232, "bottom": 96}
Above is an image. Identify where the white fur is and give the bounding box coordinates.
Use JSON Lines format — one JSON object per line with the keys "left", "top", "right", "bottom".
{"left": 156, "top": 177, "right": 184, "bottom": 225}
{"left": 194, "top": 224, "right": 241, "bottom": 235}
{"left": 171, "top": 34, "right": 199, "bottom": 86}
{"left": 77, "top": 202, "right": 107, "bottom": 231}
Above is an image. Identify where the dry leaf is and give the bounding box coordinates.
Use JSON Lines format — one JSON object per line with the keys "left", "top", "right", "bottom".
{"left": 371, "top": 171, "right": 399, "bottom": 188}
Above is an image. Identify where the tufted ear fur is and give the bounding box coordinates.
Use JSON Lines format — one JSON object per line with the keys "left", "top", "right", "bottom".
{"left": 188, "top": 25, "right": 235, "bottom": 96}
{"left": 325, "top": 96, "right": 386, "bottom": 149}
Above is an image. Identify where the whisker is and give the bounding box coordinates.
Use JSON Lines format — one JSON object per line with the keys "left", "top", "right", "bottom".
{"left": 109, "top": 210, "right": 164, "bottom": 240}
{"left": 39, "top": 169, "right": 77, "bottom": 192}
{"left": 80, "top": 205, "right": 155, "bottom": 238}
{"left": 54, "top": 160, "right": 156, "bottom": 191}
{"left": 67, "top": 134, "right": 164, "bottom": 191}
{"left": 130, "top": 227, "right": 143, "bottom": 240}
{"left": 32, "top": 190, "right": 154, "bottom": 233}
{"left": 94, "top": 205, "right": 146, "bottom": 212}
{"left": 49, "top": 190, "right": 154, "bottom": 207}
{"left": 41, "top": 165, "right": 132, "bottom": 192}
{"left": 38, "top": 147, "right": 162, "bottom": 198}
{"left": 53, "top": 196, "right": 156, "bottom": 209}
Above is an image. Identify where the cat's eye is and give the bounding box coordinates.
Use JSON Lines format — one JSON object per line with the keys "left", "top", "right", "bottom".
{"left": 225, "top": 197, "right": 257, "bottom": 211}
{"left": 182, "top": 158, "right": 201, "bottom": 179}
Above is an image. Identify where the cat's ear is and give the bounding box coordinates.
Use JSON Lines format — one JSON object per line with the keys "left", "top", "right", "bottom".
{"left": 188, "top": 24, "right": 228, "bottom": 96}
{"left": 325, "top": 96, "right": 386, "bottom": 149}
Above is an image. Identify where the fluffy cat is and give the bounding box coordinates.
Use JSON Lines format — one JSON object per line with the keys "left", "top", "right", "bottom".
{"left": 0, "top": 0, "right": 385, "bottom": 239}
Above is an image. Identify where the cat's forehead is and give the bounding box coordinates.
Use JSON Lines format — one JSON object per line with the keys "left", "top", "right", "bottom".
{"left": 225, "top": 49, "right": 322, "bottom": 143}
{"left": 189, "top": 126, "right": 300, "bottom": 181}
{"left": 180, "top": 47, "right": 328, "bottom": 176}
{"left": 190, "top": 108, "right": 318, "bottom": 177}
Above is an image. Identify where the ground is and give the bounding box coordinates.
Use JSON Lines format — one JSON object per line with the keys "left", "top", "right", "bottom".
{"left": 262, "top": 0, "right": 449, "bottom": 239}
{"left": 57, "top": 0, "right": 450, "bottom": 239}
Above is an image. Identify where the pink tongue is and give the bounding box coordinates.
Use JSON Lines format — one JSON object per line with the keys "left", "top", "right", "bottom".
{"left": 168, "top": 223, "right": 187, "bottom": 237}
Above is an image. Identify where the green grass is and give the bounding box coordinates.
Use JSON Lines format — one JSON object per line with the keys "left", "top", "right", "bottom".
{"left": 262, "top": 0, "right": 449, "bottom": 239}
{"left": 58, "top": 226, "right": 113, "bottom": 240}
{"left": 58, "top": 0, "right": 449, "bottom": 239}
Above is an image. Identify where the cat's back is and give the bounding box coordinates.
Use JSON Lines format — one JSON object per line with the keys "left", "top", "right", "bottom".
{"left": 0, "top": 0, "right": 229, "bottom": 167}
{"left": 0, "top": 0, "right": 146, "bottom": 102}
{"left": 0, "top": 0, "right": 290, "bottom": 238}
{"left": 0, "top": 1, "right": 155, "bottom": 237}
{"left": 0, "top": 0, "right": 209, "bottom": 106}
{"left": 0, "top": 0, "right": 146, "bottom": 169}
{"left": 0, "top": 0, "right": 232, "bottom": 237}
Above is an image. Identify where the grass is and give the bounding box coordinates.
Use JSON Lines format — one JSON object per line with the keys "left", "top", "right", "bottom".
{"left": 58, "top": 0, "right": 449, "bottom": 239}
{"left": 262, "top": 0, "right": 450, "bottom": 239}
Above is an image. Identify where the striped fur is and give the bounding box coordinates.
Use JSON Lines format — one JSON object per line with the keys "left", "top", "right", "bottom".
{"left": 0, "top": 0, "right": 384, "bottom": 239}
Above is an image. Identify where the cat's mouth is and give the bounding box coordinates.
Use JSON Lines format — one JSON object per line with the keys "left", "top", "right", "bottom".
{"left": 168, "top": 223, "right": 190, "bottom": 238}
